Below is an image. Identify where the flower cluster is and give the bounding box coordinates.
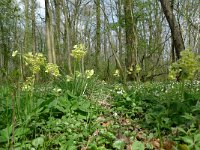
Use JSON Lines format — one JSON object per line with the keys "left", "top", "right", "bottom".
{"left": 12, "top": 50, "right": 18, "bottom": 57}
{"left": 66, "top": 69, "right": 94, "bottom": 82}
{"left": 85, "top": 69, "right": 94, "bottom": 78}
{"left": 169, "top": 49, "right": 199, "bottom": 80}
{"left": 22, "top": 76, "right": 35, "bottom": 91}
{"left": 24, "top": 52, "right": 46, "bottom": 74}
{"left": 45, "top": 63, "right": 60, "bottom": 77}
{"left": 71, "top": 44, "right": 87, "bottom": 60}
{"left": 113, "top": 69, "right": 120, "bottom": 77}
{"left": 135, "top": 64, "right": 141, "bottom": 73}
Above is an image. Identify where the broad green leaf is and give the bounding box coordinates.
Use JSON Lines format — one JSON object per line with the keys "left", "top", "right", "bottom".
{"left": 15, "top": 127, "right": 30, "bottom": 137}
{"left": 182, "top": 136, "right": 193, "bottom": 145}
{"left": 113, "top": 140, "right": 125, "bottom": 150}
{"left": 132, "top": 141, "right": 145, "bottom": 150}
{"left": 32, "top": 137, "right": 44, "bottom": 148}
{"left": 194, "top": 133, "right": 200, "bottom": 143}
{"left": 0, "top": 125, "right": 12, "bottom": 142}
{"left": 177, "top": 127, "right": 187, "bottom": 134}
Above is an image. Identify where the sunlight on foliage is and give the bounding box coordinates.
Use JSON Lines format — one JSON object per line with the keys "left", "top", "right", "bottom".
{"left": 169, "top": 49, "right": 200, "bottom": 80}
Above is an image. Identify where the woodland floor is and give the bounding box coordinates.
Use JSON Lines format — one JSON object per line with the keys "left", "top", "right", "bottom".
{"left": 0, "top": 80, "right": 200, "bottom": 150}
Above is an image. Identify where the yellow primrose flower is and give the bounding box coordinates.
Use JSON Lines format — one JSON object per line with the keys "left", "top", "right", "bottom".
{"left": 12, "top": 50, "right": 18, "bottom": 57}
{"left": 71, "top": 44, "right": 87, "bottom": 60}
{"left": 22, "top": 84, "right": 32, "bottom": 91}
{"left": 45, "top": 63, "right": 60, "bottom": 77}
{"left": 22, "top": 76, "right": 35, "bottom": 91}
{"left": 75, "top": 71, "right": 81, "bottom": 77}
{"left": 23, "top": 52, "right": 46, "bottom": 74}
{"left": 136, "top": 64, "right": 141, "bottom": 73}
{"left": 113, "top": 69, "right": 120, "bottom": 77}
{"left": 53, "top": 88, "right": 62, "bottom": 93}
{"left": 85, "top": 69, "right": 94, "bottom": 78}
{"left": 66, "top": 75, "right": 73, "bottom": 82}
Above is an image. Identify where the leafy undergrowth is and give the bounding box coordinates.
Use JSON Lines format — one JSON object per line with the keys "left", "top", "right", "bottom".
{"left": 0, "top": 80, "right": 200, "bottom": 150}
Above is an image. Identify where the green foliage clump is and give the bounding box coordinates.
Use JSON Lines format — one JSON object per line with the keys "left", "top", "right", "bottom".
{"left": 169, "top": 49, "right": 199, "bottom": 81}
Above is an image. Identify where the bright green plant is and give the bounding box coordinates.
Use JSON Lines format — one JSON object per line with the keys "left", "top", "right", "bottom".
{"left": 60, "top": 69, "right": 95, "bottom": 96}
{"left": 169, "top": 49, "right": 199, "bottom": 81}
{"left": 176, "top": 125, "right": 200, "bottom": 150}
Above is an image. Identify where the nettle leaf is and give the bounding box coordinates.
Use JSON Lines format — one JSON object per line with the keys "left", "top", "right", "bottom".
{"left": 132, "top": 141, "right": 145, "bottom": 150}
{"left": 32, "top": 137, "right": 44, "bottom": 148}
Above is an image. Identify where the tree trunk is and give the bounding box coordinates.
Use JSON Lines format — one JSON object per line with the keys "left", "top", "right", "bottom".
{"left": 95, "top": 0, "right": 101, "bottom": 71}
{"left": 63, "top": 0, "right": 72, "bottom": 74}
{"left": 31, "top": 0, "right": 36, "bottom": 54}
{"left": 54, "top": 0, "right": 61, "bottom": 60}
{"left": 160, "top": 0, "right": 185, "bottom": 59}
{"left": 124, "top": 0, "right": 136, "bottom": 79}
{"left": 24, "top": 0, "right": 31, "bottom": 52}
{"left": 45, "top": 0, "right": 56, "bottom": 64}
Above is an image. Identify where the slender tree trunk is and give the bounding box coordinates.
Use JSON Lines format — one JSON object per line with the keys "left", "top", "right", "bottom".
{"left": 63, "top": 0, "right": 72, "bottom": 74}
{"left": 160, "top": 0, "right": 185, "bottom": 59}
{"left": 95, "top": 0, "right": 101, "bottom": 71}
{"left": 124, "top": 0, "right": 136, "bottom": 79}
{"left": 24, "top": 0, "right": 30, "bottom": 52}
{"left": 117, "top": 0, "right": 123, "bottom": 63}
{"left": 54, "top": 0, "right": 61, "bottom": 60}
{"left": 45, "top": 0, "right": 56, "bottom": 63}
{"left": 31, "top": 0, "right": 36, "bottom": 54}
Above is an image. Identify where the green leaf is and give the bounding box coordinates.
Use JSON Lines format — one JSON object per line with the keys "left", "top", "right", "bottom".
{"left": 78, "top": 101, "right": 90, "bottom": 112}
{"left": 32, "top": 137, "right": 44, "bottom": 148}
{"left": 113, "top": 140, "right": 125, "bottom": 150}
{"left": 177, "top": 127, "right": 187, "bottom": 134}
{"left": 0, "top": 125, "right": 12, "bottom": 143}
{"left": 194, "top": 133, "right": 200, "bottom": 143}
{"left": 15, "top": 127, "right": 30, "bottom": 137}
{"left": 89, "top": 143, "right": 98, "bottom": 150}
{"left": 132, "top": 141, "right": 145, "bottom": 150}
{"left": 181, "top": 136, "right": 193, "bottom": 145}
